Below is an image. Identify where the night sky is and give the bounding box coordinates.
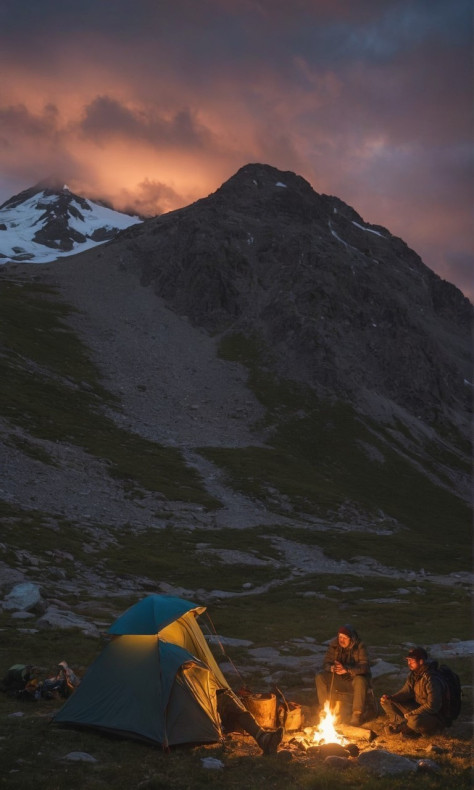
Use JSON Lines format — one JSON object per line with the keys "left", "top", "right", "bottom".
{"left": 1, "top": 0, "right": 472, "bottom": 300}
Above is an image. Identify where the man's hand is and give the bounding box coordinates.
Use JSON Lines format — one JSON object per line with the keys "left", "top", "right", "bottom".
{"left": 333, "top": 661, "right": 347, "bottom": 675}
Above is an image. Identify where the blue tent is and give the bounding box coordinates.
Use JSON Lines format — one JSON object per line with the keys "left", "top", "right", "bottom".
{"left": 54, "top": 595, "right": 230, "bottom": 747}
{"left": 108, "top": 594, "right": 205, "bottom": 636}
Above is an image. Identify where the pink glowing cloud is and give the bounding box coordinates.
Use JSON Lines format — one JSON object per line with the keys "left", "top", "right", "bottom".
{"left": 0, "top": 0, "right": 471, "bottom": 299}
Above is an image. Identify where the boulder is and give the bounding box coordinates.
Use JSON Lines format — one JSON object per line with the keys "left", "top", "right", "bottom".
{"left": 357, "top": 749, "right": 418, "bottom": 775}
{"left": 36, "top": 606, "right": 100, "bottom": 637}
{"left": 3, "top": 582, "right": 42, "bottom": 612}
{"left": 417, "top": 758, "right": 441, "bottom": 773}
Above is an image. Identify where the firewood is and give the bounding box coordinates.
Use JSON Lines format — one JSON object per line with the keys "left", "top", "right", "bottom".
{"left": 339, "top": 723, "right": 377, "bottom": 742}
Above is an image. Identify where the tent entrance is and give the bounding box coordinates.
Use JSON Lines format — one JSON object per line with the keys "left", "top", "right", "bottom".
{"left": 164, "top": 663, "right": 223, "bottom": 746}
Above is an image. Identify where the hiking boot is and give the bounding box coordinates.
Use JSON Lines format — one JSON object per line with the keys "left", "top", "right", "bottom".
{"left": 257, "top": 727, "right": 284, "bottom": 754}
{"left": 383, "top": 722, "right": 404, "bottom": 735}
{"left": 349, "top": 713, "right": 362, "bottom": 726}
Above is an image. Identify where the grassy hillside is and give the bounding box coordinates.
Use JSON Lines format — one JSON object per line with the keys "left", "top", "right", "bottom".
{"left": 0, "top": 279, "right": 218, "bottom": 506}
{"left": 203, "top": 333, "right": 471, "bottom": 575}
{"left": 0, "top": 277, "right": 471, "bottom": 789}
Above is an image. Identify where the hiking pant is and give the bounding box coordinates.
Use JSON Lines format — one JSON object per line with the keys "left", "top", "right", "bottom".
{"left": 216, "top": 690, "right": 262, "bottom": 739}
{"left": 316, "top": 670, "right": 369, "bottom": 714}
{"left": 380, "top": 697, "right": 445, "bottom": 736}
{"left": 41, "top": 678, "right": 68, "bottom": 699}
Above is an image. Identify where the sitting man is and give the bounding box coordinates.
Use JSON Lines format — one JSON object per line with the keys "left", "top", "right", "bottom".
{"left": 41, "top": 661, "right": 80, "bottom": 699}
{"left": 315, "top": 624, "right": 371, "bottom": 726}
{"left": 380, "top": 647, "right": 446, "bottom": 738}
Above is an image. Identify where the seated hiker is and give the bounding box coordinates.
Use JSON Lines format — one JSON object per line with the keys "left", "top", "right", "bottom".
{"left": 380, "top": 647, "right": 447, "bottom": 738}
{"left": 315, "top": 624, "right": 371, "bottom": 726}
{"left": 42, "top": 661, "right": 80, "bottom": 699}
{"left": 216, "top": 688, "right": 283, "bottom": 754}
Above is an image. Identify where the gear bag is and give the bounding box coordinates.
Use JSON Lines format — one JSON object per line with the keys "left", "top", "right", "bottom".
{"left": 436, "top": 664, "right": 462, "bottom": 725}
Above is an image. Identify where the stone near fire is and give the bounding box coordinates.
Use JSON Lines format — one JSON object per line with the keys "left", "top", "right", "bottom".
{"left": 417, "top": 759, "right": 441, "bottom": 773}
{"left": 345, "top": 743, "right": 360, "bottom": 757}
{"left": 318, "top": 743, "right": 350, "bottom": 758}
{"left": 324, "top": 755, "right": 351, "bottom": 770}
{"left": 357, "top": 749, "right": 418, "bottom": 775}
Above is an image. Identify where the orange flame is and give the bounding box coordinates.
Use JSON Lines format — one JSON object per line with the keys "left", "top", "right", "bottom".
{"left": 312, "top": 702, "right": 346, "bottom": 745}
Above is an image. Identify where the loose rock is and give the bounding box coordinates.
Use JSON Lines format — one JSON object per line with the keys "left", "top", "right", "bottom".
{"left": 357, "top": 748, "right": 418, "bottom": 775}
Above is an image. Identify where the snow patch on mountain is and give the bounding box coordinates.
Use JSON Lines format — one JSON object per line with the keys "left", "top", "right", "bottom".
{"left": 0, "top": 183, "right": 141, "bottom": 263}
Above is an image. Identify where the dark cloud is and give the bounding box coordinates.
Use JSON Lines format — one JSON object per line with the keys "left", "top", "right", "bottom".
{"left": 0, "top": 103, "right": 59, "bottom": 139}
{"left": 79, "top": 96, "right": 214, "bottom": 150}
{"left": 0, "top": 0, "right": 471, "bottom": 298}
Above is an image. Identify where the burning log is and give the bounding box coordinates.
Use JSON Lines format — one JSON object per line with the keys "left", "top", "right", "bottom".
{"left": 318, "top": 743, "right": 350, "bottom": 758}
{"left": 302, "top": 701, "right": 377, "bottom": 751}
{"left": 339, "top": 723, "right": 377, "bottom": 742}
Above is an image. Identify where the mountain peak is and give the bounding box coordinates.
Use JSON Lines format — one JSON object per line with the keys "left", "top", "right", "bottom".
{"left": 34, "top": 176, "right": 71, "bottom": 194}
{"left": 0, "top": 181, "right": 141, "bottom": 262}
{"left": 104, "top": 162, "right": 471, "bottom": 436}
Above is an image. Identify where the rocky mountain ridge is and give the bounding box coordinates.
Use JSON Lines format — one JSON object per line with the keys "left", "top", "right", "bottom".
{"left": 0, "top": 162, "right": 471, "bottom": 611}
{"left": 100, "top": 163, "right": 471, "bottom": 439}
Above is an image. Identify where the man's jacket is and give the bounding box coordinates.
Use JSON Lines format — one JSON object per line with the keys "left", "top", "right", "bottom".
{"left": 322, "top": 626, "right": 371, "bottom": 678}
{"left": 389, "top": 661, "right": 444, "bottom": 716}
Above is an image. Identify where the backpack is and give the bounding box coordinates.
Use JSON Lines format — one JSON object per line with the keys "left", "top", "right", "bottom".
{"left": 1, "top": 664, "right": 33, "bottom": 696}
{"left": 436, "top": 664, "right": 462, "bottom": 726}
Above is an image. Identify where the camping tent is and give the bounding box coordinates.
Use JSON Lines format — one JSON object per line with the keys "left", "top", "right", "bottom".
{"left": 54, "top": 594, "right": 231, "bottom": 747}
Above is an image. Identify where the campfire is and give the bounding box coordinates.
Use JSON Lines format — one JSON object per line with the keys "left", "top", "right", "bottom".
{"left": 287, "top": 701, "right": 376, "bottom": 756}
{"left": 310, "top": 701, "right": 347, "bottom": 746}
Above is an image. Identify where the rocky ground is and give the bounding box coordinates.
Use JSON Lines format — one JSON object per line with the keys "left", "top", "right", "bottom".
{"left": 0, "top": 256, "right": 472, "bottom": 784}
{"left": 1, "top": 255, "right": 472, "bottom": 604}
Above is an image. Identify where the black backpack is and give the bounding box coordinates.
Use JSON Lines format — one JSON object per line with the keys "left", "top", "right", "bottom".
{"left": 436, "top": 664, "right": 462, "bottom": 726}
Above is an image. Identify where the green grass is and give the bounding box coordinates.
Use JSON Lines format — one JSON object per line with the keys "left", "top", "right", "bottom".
{"left": 0, "top": 501, "right": 93, "bottom": 566}
{"left": 198, "top": 333, "right": 472, "bottom": 575}
{"left": 207, "top": 575, "right": 471, "bottom": 647}
{"left": 0, "top": 279, "right": 218, "bottom": 507}
{"left": 273, "top": 522, "right": 467, "bottom": 576}
{"left": 0, "top": 281, "right": 107, "bottom": 384}
{"left": 103, "top": 525, "right": 284, "bottom": 590}
{"left": 0, "top": 622, "right": 471, "bottom": 790}
{"left": 0, "top": 703, "right": 470, "bottom": 790}
{"left": 0, "top": 288, "right": 472, "bottom": 788}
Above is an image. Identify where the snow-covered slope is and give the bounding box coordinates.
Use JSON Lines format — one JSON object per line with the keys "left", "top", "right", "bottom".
{"left": 0, "top": 180, "right": 141, "bottom": 263}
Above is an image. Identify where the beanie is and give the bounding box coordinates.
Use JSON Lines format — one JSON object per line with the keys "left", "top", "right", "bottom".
{"left": 338, "top": 626, "right": 353, "bottom": 638}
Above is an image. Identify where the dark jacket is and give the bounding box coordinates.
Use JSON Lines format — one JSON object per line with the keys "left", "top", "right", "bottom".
{"left": 389, "top": 661, "right": 444, "bottom": 717}
{"left": 322, "top": 626, "right": 371, "bottom": 678}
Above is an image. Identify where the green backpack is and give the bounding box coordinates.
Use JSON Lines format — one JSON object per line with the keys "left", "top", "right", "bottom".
{"left": 1, "top": 664, "right": 33, "bottom": 694}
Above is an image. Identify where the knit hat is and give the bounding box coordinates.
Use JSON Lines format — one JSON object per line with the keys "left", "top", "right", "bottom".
{"left": 405, "top": 647, "right": 428, "bottom": 661}
{"left": 338, "top": 626, "right": 353, "bottom": 638}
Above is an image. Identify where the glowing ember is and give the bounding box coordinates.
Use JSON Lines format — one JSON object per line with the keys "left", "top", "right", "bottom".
{"left": 312, "top": 702, "right": 346, "bottom": 745}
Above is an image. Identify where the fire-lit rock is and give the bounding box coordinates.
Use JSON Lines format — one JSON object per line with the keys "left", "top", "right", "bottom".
{"left": 324, "top": 755, "right": 351, "bottom": 770}
{"left": 318, "top": 743, "right": 350, "bottom": 758}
